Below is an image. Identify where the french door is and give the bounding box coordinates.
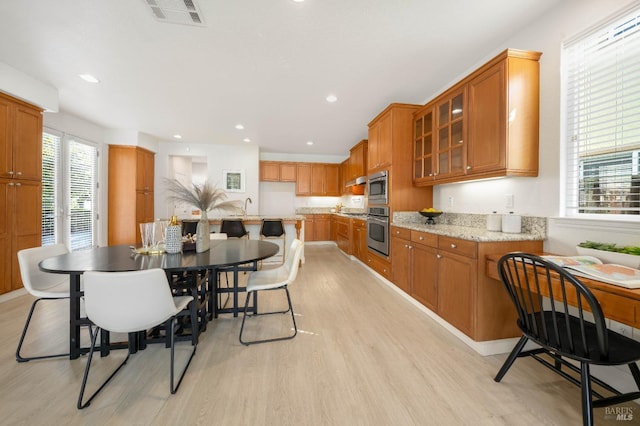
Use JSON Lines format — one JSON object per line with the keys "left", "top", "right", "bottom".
{"left": 42, "top": 128, "right": 99, "bottom": 251}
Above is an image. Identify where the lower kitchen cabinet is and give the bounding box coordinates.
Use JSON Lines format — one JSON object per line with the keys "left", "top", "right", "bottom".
{"left": 305, "top": 214, "right": 331, "bottom": 242}
{"left": 366, "top": 250, "right": 392, "bottom": 281}
{"left": 390, "top": 225, "right": 543, "bottom": 341}
{"left": 351, "top": 218, "right": 367, "bottom": 262}
{"left": 335, "top": 215, "right": 351, "bottom": 254}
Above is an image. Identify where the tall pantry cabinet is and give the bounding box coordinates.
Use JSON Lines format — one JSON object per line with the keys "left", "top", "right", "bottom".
{"left": 108, "top": 145, "right": 155, "bottom": 246}
{"left": 0, "top": 92, "right": 43, "bottom": 294}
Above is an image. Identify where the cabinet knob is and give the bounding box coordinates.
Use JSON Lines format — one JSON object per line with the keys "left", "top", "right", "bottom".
{"left": 16, "top": 171, "right": 22, "bottom": 176}
{"left": 396, "top": 230, "right": 400, "bottom": 234}
{"left": 451, "top": 243, "right": 457, "bottom": 248}
{"left": 458, "top": 140, "right": 463, "bottom": 144}
{"left": 8, "top": 182, "right": 14, "bottom": 186}
{"left": 8, "top": 171, "right": 14, "bottom": 175}
{"left": 15, "top": 182, "right": 21, "bottom": 187}
{"left": 437, "top": 254, "right": 442, "bottom": 259}
{"left": 409, "top": 245, "right": 412, "bottom": 249}
{"left": 419, "top": 236, "right": 424, "bottom": 240}
{"left": 466, "top": 166, "right": 471, "bottom": 170}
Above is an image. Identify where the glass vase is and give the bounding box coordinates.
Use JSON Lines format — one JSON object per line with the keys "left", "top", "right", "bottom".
{"left": 196, "top": 210, "right": 210, "bottom": 252}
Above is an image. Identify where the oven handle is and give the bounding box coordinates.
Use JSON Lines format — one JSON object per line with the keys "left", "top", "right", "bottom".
{"left": 367, "top": 216, "right": 389, "bottom": 224}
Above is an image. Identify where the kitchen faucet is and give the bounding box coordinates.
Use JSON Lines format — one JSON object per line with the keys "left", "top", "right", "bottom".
{"left": 243, "top": 197, "right": 252, "bottom": 217}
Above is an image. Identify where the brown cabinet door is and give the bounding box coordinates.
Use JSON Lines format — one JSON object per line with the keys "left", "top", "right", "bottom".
{"left": 13, "top": 180, "right": 42, "bottom": 290}
{"left": 0, "top": 98, "right": 13, "bottom": 179}
{"left": 367, "top": 123, "right": 379, "bottom": 172}
{"left": 136, "top": 148, "right": 154, "bottom": 191}
{"left": 279, "top": 163, "right": 297, "bottom": 182}
{"left": 296, "top": 164, "right": 312, "bottom": 195}
{"left": 435, "top": 89, "right": 466, "bottom": 180}
{"left": 437, "top": 251, "right": 476, "bottom": 337}
{"left": 349, "top": 141, "right": 367, "bottom": 179}
{"left": 260, "top": 161, "right": 280, "bottom": 181}
{"left": 315, "top": 216, "right": 331, "bottom": 241}
{"left": 391, "top": 236, "right": 411, "bottom": 293}
{"left": 325, "top": 164, "right": 339, "bottom": 195}
{"left": 13, "top": 105, "right": 43, "bottom": 181}
{"left": 413, "top": 107, "right": 435, "bottom": 182}
{"left": 0, "top": 180, "right": 11, "bottom": 293}
{"left": 311, "top": 164, "right": 325, "bottom": 194}
{"left": 467, "top": 61, "right": 506, "bottom": 174}
{"left": 411, "top": 243, "right": 438, "bottom": 311}
{"left": 377, "top": 113, "right": 392, "bottom": 170}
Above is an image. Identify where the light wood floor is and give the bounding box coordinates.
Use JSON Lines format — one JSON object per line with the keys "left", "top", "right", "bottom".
{"left": 0, "top": 245, "right": 635, "bottom": 425}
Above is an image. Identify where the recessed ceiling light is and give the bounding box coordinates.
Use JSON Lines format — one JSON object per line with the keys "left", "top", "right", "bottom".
{"left": 326, "top": 94, "right": 338, "bottom": 103}
{"left": 235, "top": 124, "right": 244, "bottom": 130}
{"left": 306, "top": 141, "right": 314, "bottom": 146}
{"left": 173, "top": 134, "right": 182, "bottom": 139}
{"left": 292, "top": 0, "right": 305, "bottom": 2}
{"left": 79, "top": 74, "right": 100, "bottom": 83}
{"left": 243, "top": 138, "right": 251, "bottom": 143}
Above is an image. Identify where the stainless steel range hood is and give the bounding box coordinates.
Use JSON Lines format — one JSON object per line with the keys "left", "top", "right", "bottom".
{"left": 345, "top": 175, "right": 367, "bottom": 187}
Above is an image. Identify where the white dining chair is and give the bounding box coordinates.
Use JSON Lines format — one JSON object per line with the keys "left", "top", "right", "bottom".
{"left": 16, "top": 243, "right": 71, "bottom": 362}
{"left": 77, "top": 269, "right": 196, "bottom": 409}
{"left": 239, "top": 239, "right": 304, "bottom": 345}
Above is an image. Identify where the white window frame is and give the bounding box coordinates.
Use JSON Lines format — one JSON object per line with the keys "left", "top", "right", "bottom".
{"left": 562, "top": 2, "right": 640, "bottom": 220}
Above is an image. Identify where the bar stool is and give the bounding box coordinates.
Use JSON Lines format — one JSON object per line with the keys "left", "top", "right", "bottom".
{"left": 259, "top": 219, "right": 286, "bottom": 266}
{"left": 220, "top": 219, "right": 249, "bottom": 239}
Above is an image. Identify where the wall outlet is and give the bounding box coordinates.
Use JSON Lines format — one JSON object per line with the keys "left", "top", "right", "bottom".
{"left": 448, "top": 196, "right": 454, "bottom": 208}
{"left": 505, "top": 194, "right": 514, "bottom": 209}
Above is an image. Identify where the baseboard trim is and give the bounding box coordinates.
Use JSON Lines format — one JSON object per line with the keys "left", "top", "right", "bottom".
{"left": 352, "top": 256, "right": 517, "bottom": 356}
{"left": 0, "top": 288, "right": 27, "bottom": 303}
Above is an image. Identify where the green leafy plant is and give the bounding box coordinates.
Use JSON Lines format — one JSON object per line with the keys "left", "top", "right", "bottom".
{"left": 164, "top": 178, "right": 242, "bottom": 213}
{"left": 578, "top": 241, "right": 640, "bottom": 256}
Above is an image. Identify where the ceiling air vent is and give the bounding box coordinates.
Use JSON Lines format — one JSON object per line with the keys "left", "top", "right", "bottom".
{"left": 143, "top": 0, "right": 206, "bottom": 27}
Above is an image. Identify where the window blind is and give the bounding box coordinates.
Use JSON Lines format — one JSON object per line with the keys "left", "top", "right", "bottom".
{"left": 564, "top": 4, "right": 640, "bottom": 216}
{"left": 42, "top": 129, "right": 61, "bottom": 246}
{"left": 67, "top": 137, "right": 98, "bottom": 251}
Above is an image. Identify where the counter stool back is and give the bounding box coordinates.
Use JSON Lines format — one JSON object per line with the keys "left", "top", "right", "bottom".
{"left": 259, "top": 219, "right": 286, "bottom": 266}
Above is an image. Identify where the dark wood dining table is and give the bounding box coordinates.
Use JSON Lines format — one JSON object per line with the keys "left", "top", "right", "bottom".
{"left": 39, "top": 239, "right": 279, "bottom": 359}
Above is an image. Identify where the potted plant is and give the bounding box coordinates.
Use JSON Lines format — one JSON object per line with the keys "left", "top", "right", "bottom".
{"left": 576, "top": 241, "right": 640, "bottom": 269}
{"left": 165, "top": 179, "right": 242, "bottom": 252}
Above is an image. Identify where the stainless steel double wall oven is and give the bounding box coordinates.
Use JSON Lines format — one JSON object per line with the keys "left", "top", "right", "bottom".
{"left": 366, "top": 170, "right": 390, "bottom": 257}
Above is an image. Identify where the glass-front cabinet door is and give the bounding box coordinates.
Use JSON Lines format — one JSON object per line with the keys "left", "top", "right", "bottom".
{"left": 413, "top": 107, "right": 434, "bottom": 183}
{"left": 435, "top": 89, "right": 466, "bottom": 180}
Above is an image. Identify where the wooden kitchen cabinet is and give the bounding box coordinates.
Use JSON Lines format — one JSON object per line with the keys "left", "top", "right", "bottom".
{"left": 305, "top": 214, "right": 331, "bottom": 242}
{"left": 351, "top": 218, "right": 367, "bottom": 262}
{"left": 414, "top": 49, "right": 541, "bottom": 186}
{"left": 260, "top": 161, "right": 297, "bottom": 182}
{"left": 335, "top": 215, "right": 351, "bottom": 255}
{"left": 108, "top": 145, "right": 155, "bottom": 246}
{"left": 0, "top": 93, "right": 43, "bottom": 294}
{"left": 390, "top": 223, "right": 544, "bottom": 341}
{"left": 366, "top": 250, "right": 392, "bottom": 281}
{"left": 349, "top": 140, "right": 368, "bottom": 180}
{"left": 367, "top": 103, "right": 433, "bottom": 213}
{"left": 466, "top": 50, "right": 541, "bottom": 178}
{"left": 296, "top": 163, "right": 340, "bottom": 196}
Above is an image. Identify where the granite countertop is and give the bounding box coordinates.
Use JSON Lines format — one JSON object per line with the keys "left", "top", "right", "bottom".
{"left": 182, "top": 215, "right": 306, "bottom": 221}
{"left": 391, "top": 222, "right": 544, "bottom": 242}
{"left": 392, "top": 212, "right": 547, "bottom": 243}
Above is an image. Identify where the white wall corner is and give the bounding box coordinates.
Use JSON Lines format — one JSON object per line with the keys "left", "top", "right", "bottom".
{"left": 0, "top": 62, "right": 58, "bottom": 112}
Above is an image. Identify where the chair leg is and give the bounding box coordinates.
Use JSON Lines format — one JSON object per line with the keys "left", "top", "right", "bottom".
{"left": 494, "top": 335, "right": 529, "bottom": 382}
{"left": 169, "top": 317, "right": 197, "bottom": 394}
{"left": 239, "top": 286, "right": 298, "bottom": 346}
{"left": 580, "top": 362, "right": 594, "bottom": 426}
{"left": 16, "top": 297, "right": 70, "bottom": 362}
{"left": 77, "top": 326, "right": 130, "bottom": 409}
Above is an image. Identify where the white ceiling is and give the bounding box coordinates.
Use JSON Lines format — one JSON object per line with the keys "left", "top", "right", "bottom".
{"left": 0, "top": 0, "right": 560, "bottom": 157}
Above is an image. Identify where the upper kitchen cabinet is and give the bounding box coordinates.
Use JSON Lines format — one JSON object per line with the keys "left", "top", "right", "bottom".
{"left": 368, "top": 103, "right": 420, "bottom": 174}
{"left": 0, "top": 94, "right": 43, "bottom": 182}
{"left": 295, "top": 163, "right": 340, "bottom": 196}
{"left": 108, "top": 145, "right": 155, "bottom": 246}
{"left": 259, "top": 161, "right": 297, "bottom": 182}
{"left": 414, "top": 49, "right": 541, "bottom": 186}
{"left": 348, "top": 140, "right": 368, "bottom": 180}
{"left": 467, "top": 50, "right": 541, "bottom": 178}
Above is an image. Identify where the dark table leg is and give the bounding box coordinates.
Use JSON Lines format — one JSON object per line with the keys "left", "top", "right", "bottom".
{"left": 69, "top": 273, "right": 82, "bottom": 360}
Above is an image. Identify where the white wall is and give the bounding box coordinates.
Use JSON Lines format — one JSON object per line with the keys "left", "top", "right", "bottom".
{"left": 155, "top": 141, "right": 260, "bottom": 219}
{"left": 428, "top": 0, "right": 640, "bottom": 254}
